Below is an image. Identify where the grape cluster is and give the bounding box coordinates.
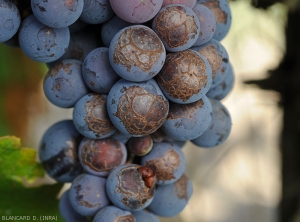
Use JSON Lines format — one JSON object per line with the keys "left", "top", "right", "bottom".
{"left": 1, "top": 0, "right": 234, "bottom": 221}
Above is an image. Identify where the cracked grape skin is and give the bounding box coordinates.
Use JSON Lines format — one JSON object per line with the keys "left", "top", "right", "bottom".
{"left": 38, "top": 120, "right": 83, "bottom": 183}
{"left": 109, "top": 0, "right": 163, "bottom": 23}
{"left": 109, "top": 25, "right": 166, "bottom": 82}
{"left": 18, "top": 14, "right": 70, "bottom": 63}
{"left": 132, "top": 210, "right": 159, "bottom": 222}
{"left": 161, "top": 95, "right": 213, "bottom": 141}
{"left": 191, "top": 98, "right": 232, "bottom": 147}
{"left": 0, "top": 0, "right": 21, "bottom": 43}
{"left": 141, "top": 142, "right": 186, "bottom": 185}
{"left": 73, "top": 93, "right": 117, "bottom": 139}
{"left": 82, "top": 47, "right": 120, "bottom": 94}
{"left": 31, "top": 0, "right": 84, "bottom": 28}
{"left": 69, "top": 173, "right": 110, "bottom": 217}
{"left": 43, "top": 59, "right": 90, "bottom": 108}
{"left": 93, "top": 206, "right": 136, "bottom": 222}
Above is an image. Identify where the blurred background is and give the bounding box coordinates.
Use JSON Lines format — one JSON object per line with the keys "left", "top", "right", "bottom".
{"left": 0, "top": 0, "right": 297, "bottom": 221}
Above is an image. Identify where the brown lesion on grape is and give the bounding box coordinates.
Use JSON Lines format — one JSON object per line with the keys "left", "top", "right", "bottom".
{"left": 203, "top": 0, "right": 227, "bottom": 24}
{"left": 146, "top": 150, "right": 180, "bottom": 182}
{"left": 115, "top": 215, "right": 135, "bottom": 222}
{"left": 85, "top": 94, "right": 116, "bottom": 135}
{"left": 174, "top": 174, "right": 189, "bottom": 200}
{"left": 115, "top": 165, "right": 156, "bottom": 210}
{"left": 64, "top": 0, "right": 78, "bottom": 12}
{"left": 198, "top": 45, "right": 222, "bottom": 79}
{"left": 115, "top": 86, "right": 168, "bottom": 136}
{"left": 74, "top": 184, "right": 101, "bottom": 208}
{"left": 81, "top": 138, "right": 124, "bottom": 172}
{"left": 154, "top": 5, "right": 198, "bottom": 48}
{"left": 113, "top": 27, "right": 164, "bottom": 72}
{"left": 157, "top": 50, "right": 208, "bottom": 101}
{"left": 167, "top": 99, "right": 204, "bottom": 120}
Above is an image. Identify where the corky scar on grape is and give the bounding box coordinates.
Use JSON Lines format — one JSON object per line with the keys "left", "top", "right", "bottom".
{"left": 47, "top": 62, "right": 72, "bottom": 77}
{"left": 167, "top": 99, "right": 204, "bottom": 120}
{"left": 113, "top": 27, "right": 164, "bottom": 73}
{"left": 157, "top": 50, "right": 208, "bottom": 101}
{"left": 199, "top": 45, "right": 223, "bottom": 78}
{"left": 115, "top": 215, "right": 135, "bottom": 222}
{"left": 64, "top": 0, "right": 79, "bottom": 11}
{"left": 114, "top": 86, "right": 168, "bottom": 136}
{"left": 146, "top": 150, "right": 180, "bottom": 182}
{"left": 80, "top": 138, "right": 124, "bottom": 172}
{"left": 115, "top": 165, "right": 155, "bottom": 210}
{"left": 153, "top": 5, "right": 198, "bottom": 48}
{"left": 84, "top": 94, "right": 115, "bottom": 135}
{"left": 202, "top": 0, "right": 227, "bottom": 24}
{"left": 174, "top": 174, "right": 189, "bottom": 200}
{"left": 74, "top": 184, "right": 101, "bottom": 208}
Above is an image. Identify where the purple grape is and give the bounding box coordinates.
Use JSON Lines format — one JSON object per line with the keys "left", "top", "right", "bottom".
{"left": 127, "top": 135, "right": 153, "bottom": 156}
{"left": 152, "top": 4, "right": 200, "bottom": 52}
{"left": 162, "top": 0, "right": 196, "bottom": 8}
{"left": 207, "top": 62, "right": 234, "bottom": 100}
{"left": 106, "top": 164, "right": 156, "bottom": 211}
{"left": 141, "top": 142, "right": 186, "bottom": 185}
{"left": 18, "top": 14, "right": 70, "bottom": 63}
{"left": 107, "top": 78, "right": 169, "bottom": 136}
{"left": 132, "top": 210, "right": 159, "bottom": 222}
{"left": 78, "top": 137, "right": 127, "bottom": 177}
{"left": 0, "top": 0, "right": 21, "bottom": 43}
{"left": 193, "top": 3, "right": 216, "bottom": 46}
{"left": 156, "top": 49, "right": 212, "bottom": 104}
{"left": 109, "top": 0, "right": 163, "bottom": 23}
{"left": 191, "top": 38, "right": 229, "bottom": 87}
{"left": 80, "top": 0, "right": 115, "bottom": 24}
{"left": 111, "top": 130, "right": 132, "bottom": 144}
{"left": 73, "top": 93, "right": 116, "bottom": 139}
{"left": 82, "top": 47, "right": 120, "bottom": 94}
{"left": 43, "top": 59, "right": 90, "bottom": 108}
{"left": 109, "top": 25, "right": 166, "bottom": 82}
{"left": 161, "top": 95, "right": 213, "bottom": 141}
{"left": 191, "top": 98, "right": 231, "bottom": 147}
{"left": 38, "top": 120, "right": 83, "bottom": 183}
{"left": 69, "top": 173, "right": 110, "bottom": 217}
{"left": 147, "top": 174, "right": 193, "bottom": 217}
{"left": 101, "top": 15, "right": 136, "bottom": 47}
{"left": 59, "top": 190, "right": 89, "bottom": 222}
{"left": 93, "top": 206, "right": 136, "bottom": 222}
{"left": 31, "top": 0, "right": 84, "bottom": 28}
{"left": 197, "top": 0, "right": 232, "bottom": 41}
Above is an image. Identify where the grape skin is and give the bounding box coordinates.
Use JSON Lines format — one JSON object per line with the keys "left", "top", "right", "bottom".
{"left": 93, "top": 205, "right": 135, "bottom": 222}
{"left": 132, "top": 210, "right": 159, "bottom": 222}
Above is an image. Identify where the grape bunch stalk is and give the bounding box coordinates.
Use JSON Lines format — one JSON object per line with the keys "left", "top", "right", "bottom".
{"left": 0, "top": 0, "right": 234, "bottom": 221}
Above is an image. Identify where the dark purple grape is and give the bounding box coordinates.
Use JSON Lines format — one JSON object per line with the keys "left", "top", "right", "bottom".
{"left": 127, "top": 135, "right": 153, "bottom": 156}
{"left": 193, "top": 3, "right": 216, "bottom": 46}
{"left": 156, "top": 49, "right": 212, "bottom": 104}
{"left": 107, "top": 78, "right": 169, "bottom": 136}
{"left": 80, "top": 0, "right": 114, "bottom": 24}
{"left": 197, "top": 0, "right": 232, "bottom": 41}
{"left": 59, "top": 189, "right": 89, "bottom": 222}
{"left": 161, "top": 95, "right": 213, "bottom": 141}
{"left": 0, "top": 0, "right": 21, "bottom": 43}
{"left": 152, "top": 4, "right": 200, "bottom": 52}
{"left": 132, "top": 210, "right": 159, "bottom": 222}
{"left": 43, "top": 59, "right": 90, "bottom": 108}
{"left": 191, "top": 38, "right": 229, "bottom": 87}
{"left": 147, "top": 174, "right": 193, "bottom": 217}
{"left": 38, "top": 120, "right": 83, "bottom": 183}
{"left": 82, "top": 47, "right": 120, "bottom": 94}
{"left": 106, "top": 164, "right": 156, "bottom": 211}
{"left": 141, "top": 142, "right": 186, "bottom": 185}
{"left": 73, "top": 93, "right": 116, "bottom": 139}
{"left": 162, "top": 0, "right": 196, "bottom": 8}
{"left": 18, "top": 14, "right": 70, "bottom": 63}
{"left": 207, "top": 62, "right": 234, "bottom": 100}
{"left": 109, "top": 0, "right": 163, "bottom": 23}
{"left": 69, "top": 173, "right": 110, "bottom": 217}
{"left": 93, "top": 206, "right": 135, "bottom": 222}
{"left": 109, "top": 25, "right": 166, "bottom": 82}
{"left": 78, "top": 137, "right": 127, "bottom": 177}
{"left": 191, "top": 98, "right": 231, "bottom": 147}
{"left": 31, "top": 0, "right": 84, "bottom": 28}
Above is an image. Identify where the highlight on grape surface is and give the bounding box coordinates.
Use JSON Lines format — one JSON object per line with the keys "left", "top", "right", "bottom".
{"left": 0, "top": 0, "right": 234, "bottom": 221}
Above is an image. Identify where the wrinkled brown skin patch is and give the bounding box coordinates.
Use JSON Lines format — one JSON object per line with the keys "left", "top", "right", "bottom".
{"left": 85, "top": 94, "right": 116, "bottom": 135}
{"left": 113, "top": 26, "right": 164, "bottom": 72}
{"left": 115, "top": 215, "right": 135, "bottom": 222}
{"left": 174, "top": 174, "right": 189, "bottom": 200}
{"left": 167, "top": 99, "right": 204, "bottom": 120}
{"left": 154, "top": 5, "right": 198, "bottom": 48}
{"left": 146, "top": 150, "right": 180, "bottom": 182}
{"left": 157, "top": 50, "right": 208, "bottom": 101}
{"left": 74, "top": 184, "right": 101, "bottom": 208}
{"left": 81, "top": 138, "right": 124, "bottom": 172}
{"left": 199, "top": 45, "right": 222, "bottom": 79}
{"left": 115, "top": 165, "right": 156, "bottom": 210}
{"left": 115, "top": 86, "right": 168, "bottom": 136}
{"left": 203, "top": 0, "right": 227, "bottom": 24}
